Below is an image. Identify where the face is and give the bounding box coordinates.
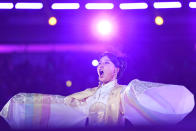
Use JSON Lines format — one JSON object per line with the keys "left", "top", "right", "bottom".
{"left": 97, "top": 56, "right": 119, "bottom": 84}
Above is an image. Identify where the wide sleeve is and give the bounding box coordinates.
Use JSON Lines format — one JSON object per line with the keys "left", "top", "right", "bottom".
{"left": 121, "top": 79, "right": 195, "bottom": 126}
{"left": 0, "top": 93, "right": 88, "bottom": 129}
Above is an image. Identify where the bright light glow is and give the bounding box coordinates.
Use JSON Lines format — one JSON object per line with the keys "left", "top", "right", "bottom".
{"left": 51, "top": 3, "right": 80, "bottom": 9}
{"left": 48, "top": 17, "right": 57, "bottom": 26}
{"left": 155, "top": 16, "right": 164, "bottom": 26}
{"left": 85, "top": 3, "right": 114, "bottom": 9}
{"left": 153, "top": 2, "right": 182, "bottom": 9}
{"left": 15, "top": 3, "right": 43, "bottom": 9}
{"left": 0, "top": 3, "right": 14, "bottom": 9}
{"left": 66, "top": 80, "right": 72, "bottom": 87}
{"left": 120, "top": 3, "right": 148, "bottom": 9}
{"left": 97, "top": 20, "right": 113, "bottom": 35}
{"left": 189, "top": 2, "right": 196, "bottom": 8}
{"left": 92, "top": 59, "right": 99, "bottom": 66}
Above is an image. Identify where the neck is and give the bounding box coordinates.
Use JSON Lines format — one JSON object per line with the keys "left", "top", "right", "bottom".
{"left": 101, "top": 79, "right": 117, "bottom": 86}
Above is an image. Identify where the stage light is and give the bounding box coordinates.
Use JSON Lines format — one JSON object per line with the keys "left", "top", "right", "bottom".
{"left": 85, "top": 3, "right": 114, "bottom": 9}
{"left": 189, "top": 2, "right": 196, "bottom": 8}
{"left": 96, "top": 20, "right": 112, "bottom": 36}
{"left": 92, "top": 59, "right": 99, "bottom": 66}
{"left": 155, "top": 16, "right": 164, "bottom": 26}
{"left": 153, "top": 2, "right": 182, "bottom": 9}
{"left": 48, "top": 17, "right": 57, "bottom": 26}
{"left": 119, "top": 3, "right": 148, "bottom": 10}
{"left": 66, "top": 80, "right": 72, "bottom": 87}
{"left": 15, "top": 2, "right": 43, "bottom": 9}
{"left": 0, "top": 3, "right": 14, "bottom": 9}
{"left": 51, "top": 3, "right": 80, "bottom": 9}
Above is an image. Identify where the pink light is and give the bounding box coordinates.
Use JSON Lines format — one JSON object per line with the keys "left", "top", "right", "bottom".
{"left": 97, "top": 20, "right": 113, "bottom": 36}
{"left": 0, "top": 44, "right": 111, "bottom": 53}
{"left": 91, "top": 15, "right": 117, "bottom": 40}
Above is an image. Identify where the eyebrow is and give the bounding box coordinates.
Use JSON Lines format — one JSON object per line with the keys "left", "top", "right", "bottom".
{"left": 99, "top": 60, "right": 111, "bottom": 63}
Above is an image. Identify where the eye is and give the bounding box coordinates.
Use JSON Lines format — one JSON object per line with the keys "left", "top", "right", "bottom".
{"left": 98, "top": 61, "right": 110, "bottom": 66}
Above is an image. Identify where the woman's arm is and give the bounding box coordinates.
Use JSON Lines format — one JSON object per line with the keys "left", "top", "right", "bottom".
{"left": 0, "top": 92, "right": 90, "bottom": 129}
{"left": 121, "top": 79, "right": 195, "bottom": 125}
{"left": 64, "top": 87, "right": 97, "bottom": 107}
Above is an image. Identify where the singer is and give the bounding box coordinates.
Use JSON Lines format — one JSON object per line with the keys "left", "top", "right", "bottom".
{"left": 0, "top": 52, "right": 195, "bottom": 128}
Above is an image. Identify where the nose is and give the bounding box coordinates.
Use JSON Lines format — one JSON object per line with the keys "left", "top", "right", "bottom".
{"left": 97, "top": 64, "right": 104, "bottom": 71}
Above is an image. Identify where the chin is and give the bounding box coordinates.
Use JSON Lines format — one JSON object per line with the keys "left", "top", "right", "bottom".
{"left": 99, "top": 78, "right": 105, "bottom": 83}
{"left": 100, "top": 80, "right": 110, "bottom": 85}
{"left": 99, "top": 78, "right": 104, "bottom": 83}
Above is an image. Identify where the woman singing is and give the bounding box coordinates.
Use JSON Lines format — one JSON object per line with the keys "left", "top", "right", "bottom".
{"left": 0, "top": 52, "right": 195, "bottom": 128}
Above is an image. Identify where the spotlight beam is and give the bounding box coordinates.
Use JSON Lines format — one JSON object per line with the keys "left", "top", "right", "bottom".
{"left": 97, "top": 20, "right": 113, "bottom": 36}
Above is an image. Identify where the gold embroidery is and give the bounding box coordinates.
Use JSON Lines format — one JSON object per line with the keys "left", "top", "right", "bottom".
{"left": 89, "top": 102, "right": 106, "bottom": 126}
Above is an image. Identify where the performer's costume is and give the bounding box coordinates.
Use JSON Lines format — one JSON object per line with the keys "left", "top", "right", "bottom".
{"left": 0, "top": 79, "right": 194, "bottom": 129}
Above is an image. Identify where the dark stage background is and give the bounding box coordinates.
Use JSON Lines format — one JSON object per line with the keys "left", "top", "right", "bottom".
{"left": 0, "top": 0, "right": 195, "bottom": 129}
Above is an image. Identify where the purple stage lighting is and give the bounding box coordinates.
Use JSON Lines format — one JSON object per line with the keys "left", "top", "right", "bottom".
{"left": 119, "top": 3, "right": 148, "bottom": 10}
{"left": 0, "top": 3, "right": 14, "bottom": 9}
{"left": 85, "top": 3, "right": 114, "bottom": 9}
{"left": 189, "top": 2, "right": 196, "bottom": 8}
{"left": 0, "top": 44, "right": 109, "bottom": 53}
{"left": 51, "top": 3, "right": 80, "bottom": 9}
{"left": 15, "top": 3, "right": 43, "bottom": 9}
{"left": 153, "top": 2, "right": 182, "bottom": 9}
{"left": 96, "top": 19, "right": 113, "bottom": 36}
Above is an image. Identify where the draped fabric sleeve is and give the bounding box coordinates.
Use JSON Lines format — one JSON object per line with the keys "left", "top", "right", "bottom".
{"left": 121, "top": 79, "right": 195, "bottom": 126}
{"left": 0, "top": 93, "right": 89, "bottom": 129}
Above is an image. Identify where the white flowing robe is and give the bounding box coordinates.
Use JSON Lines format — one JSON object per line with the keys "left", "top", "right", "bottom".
{"left": 0, "top": 79, "right": 194, "bottom": 128}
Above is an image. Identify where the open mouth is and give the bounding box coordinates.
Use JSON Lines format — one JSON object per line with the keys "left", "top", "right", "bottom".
{"left": 99, "top": 70, "right": 104, "bottom": 77}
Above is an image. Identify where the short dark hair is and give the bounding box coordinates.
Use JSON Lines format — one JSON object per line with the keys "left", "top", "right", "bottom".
{"left": 99, "top": 52, "right": 127, "bottom": 79}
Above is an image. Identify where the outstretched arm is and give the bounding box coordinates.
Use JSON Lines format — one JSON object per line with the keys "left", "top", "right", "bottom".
{"left": 121, "top": 79, "right": 195, "bottom": 125}
{"left": 0, "top": 93, "right": 89, "bottom": 129}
